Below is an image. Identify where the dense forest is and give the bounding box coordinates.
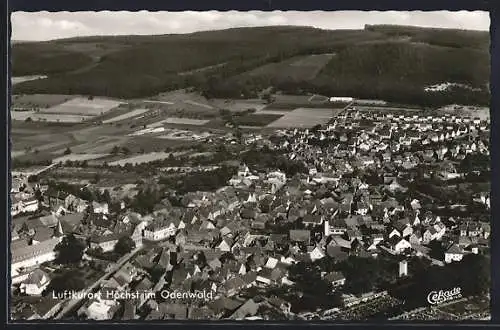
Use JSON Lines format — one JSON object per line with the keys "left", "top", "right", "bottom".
{"left": 12, "top": 25, "right": 490, "bottom": 106}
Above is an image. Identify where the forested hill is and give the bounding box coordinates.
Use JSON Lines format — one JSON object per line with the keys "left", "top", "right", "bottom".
{"left": 11, "top": 25, "right": 490, "bottom": 106}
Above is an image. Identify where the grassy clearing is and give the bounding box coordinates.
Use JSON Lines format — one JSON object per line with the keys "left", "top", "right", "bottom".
{"left": 162, "top": 117, "right": 210, "bottom": 125}
{"left": 52, "top": 153, "right": 110, "bottom": 163}
{"left": 108, "top": 152, "right": 175, "bottom": 166}
{"left": 233, "top": 113, "right": 283, "bottom": 127}
{"left": 40, "top": 97, "right": 123, "bottom": 116}
{"left": 102, "top": 108, "right": 149, "bottom": 123}
{"left": 267, "top": 107, "right": 340, "bottom": 128}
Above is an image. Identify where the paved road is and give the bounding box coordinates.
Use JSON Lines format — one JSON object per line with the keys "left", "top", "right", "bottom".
{"left": 53, "top": 246, "right": 142, "bottom": 319}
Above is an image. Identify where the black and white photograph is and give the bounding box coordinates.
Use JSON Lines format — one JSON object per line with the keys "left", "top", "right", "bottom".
{"left": 9, "top": 10, "right": 491, "bottom": 321}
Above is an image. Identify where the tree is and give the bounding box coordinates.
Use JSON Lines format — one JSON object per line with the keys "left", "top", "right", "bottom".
{"left": 54, "top": 234, "right": 86, "bottom": 264}
{"left": 111, "top": 145, "right": 121, "bottom": 155}
{"left": 64, "top": 147, "right": 72, "bottom": 155}
{"left": 311, "top": 124, "right": 322, "bottom": 133}
{"left": 34, "top": 189, "right": 43, "bottom": 202}
{"left": 114, "top": 236, "right": 136, "bottom": 256}
{"left": 91, "top": 173, "right": 101, "bottom": 184}
{"left": 46, "top": 270, "right": 86, "bottom": 294}
{"left": 428, "top": 240, "right": 446, "bottom": 260}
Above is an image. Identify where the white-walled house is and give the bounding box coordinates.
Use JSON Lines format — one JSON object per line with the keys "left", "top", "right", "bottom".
{"left": 92, "top": 202, "right": 109, "bottom": 215}
{"left": 89, "top": 234, "right": 119, "bottom": 252}
{"left": 394, "top": 239, "right": 412, "bottom": 254}
{"left": 11, "top": 237, "right": 62, "bottom": 278}
{"left": 444, "top": 244, "right": 465, "bottom": 263}
{"left": 11, "top": 197, "right": 39, "bottom": 216}
{"left": 20, "top": 269, "right": 51, "bottom": 296}
{"left": 143, "top": 218, "right": 179, "bottom": 241}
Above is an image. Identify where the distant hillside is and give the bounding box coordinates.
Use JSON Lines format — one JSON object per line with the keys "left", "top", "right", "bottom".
{"left": 11, "top": 25, "right": 490, "bottom": 106}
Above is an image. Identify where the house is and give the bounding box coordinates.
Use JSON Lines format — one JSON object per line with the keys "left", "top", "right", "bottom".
{"left": 324, "top": 218, "right": 347, "bottom": 236}
{"left": 89, "top": 233, "right": 119, "bottom": 252}
{"left": 228, "top": 299, "right": 259, "bottom": 320}
{"left": 113, "top": 262, "right": 138, "bottom": 287}
{"left": 444, "top": 244, "right": 465, "bottom": 263}
{"left": 92, "top": 201, "right": 109, "bottom": 214}
{"left": 217, "top": 239, "right": 232, "bottom": 252}
{"left": 85, "top": 300, "right": 120, "bottom": 320}
{"left": 392, "top": 222, "right": 413, "bottom": 238}
{"left": 390, "top": 238, "right": 412, "bottom": 254}
{"left": 409, "top": 232, "right": 423, "bottom": 245}
{"left": 302, "top": 213, "right": 323, "bottom": 227}
{"left": 133, "top": 277, "right": 154, "bottom": 307}
{"left": 309, "top": 246, "right": 325, "bottom": 261}
{"left": 11, "top": 198, "right": 39, "bottom": 216}
{"left": 268, "top": 297, "right": 292, "bottom": 314}
{"left": 20, "top": 269, "right": 51, "bottom": 296}
{"left": 289, "top": 230, "right": 310, "bottom": 244}
{"left": 324, "top": 271, "right": 346, "bottom": 288}
{"left": 11, "top": 237, "right": 62, "bottom": 277}
{"left": 143, "top": 217, "right": 178, "bottom": 241}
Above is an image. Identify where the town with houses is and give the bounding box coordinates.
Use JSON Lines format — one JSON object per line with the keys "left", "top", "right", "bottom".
{"left": 10, "top": 101, "right": 491, "bottom": 321}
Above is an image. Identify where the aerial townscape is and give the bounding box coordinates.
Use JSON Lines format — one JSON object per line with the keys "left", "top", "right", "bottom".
{"left": 9, "top": 14, "right": 490, "bottom": 321}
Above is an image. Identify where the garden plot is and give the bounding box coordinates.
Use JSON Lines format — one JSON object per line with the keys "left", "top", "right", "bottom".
{"left": 52, "top": 153, "right": 110, "bottom": 163}
{"left": 10, "top": 110, "right": 94, "bottom": 123}
{"left": 233, "top": 114, "right": 283, "bottom": 127}
{"left": 40, "top": 97, "right": 123, "bottom": 116}
{"left": 157, "top": 129, "right": 212, "bottom": 141}
{"left": 267, "top": 108, "right": 340, "bottom": 128}
{"left": 11, "top": 111, "right": 36, "bottom": 121}
{"left": 163, "top": 117, "right": 210, "bottom": 125}
{"left": 129, "top": 127, "right": 166, "bottom": 136}
{"left": 102, "top": 108, "right": 149, "bottom": 123}
{"left": 108, "top": 152, "right": 175, "bottom": 166}
{"left": 12, "top": 94, "right": 74, "bottom": 108}
{"left": 257, "top": 109, "right": 292, "bottom": 115}
{"left": 211, "top": 99, "right": 267, "bottom": 112}
{"left": 11, "top": 75, "right": 47, "bottom": 85}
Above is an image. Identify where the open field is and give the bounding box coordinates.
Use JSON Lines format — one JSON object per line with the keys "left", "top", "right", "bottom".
{"left": 257, "top": 109, "right": 295, "bottom": 115}
{"left": 210, "top": 99, "right": 267, "bottom": 112}
{"left": 41, "top": 97, "right": 122, "bottom": 116}
{"left": 244, "top": 53, "right": 335, "bottom": 81}
{"left": 11, "top": 75, "right": 47, "bottom": 85}
{"left": 309, "top": 94, "right": 330, "bottom": 102}
{"left": 162, "top": 117, "right": 210, "bottom": 125}
{"left": 273, "top": 94, "right": 315, "bottom": 104}
{"left": 354, "top": 105, "right": 422, "bottom": 113}
{"left": 52, "top": 153, "right": 110, "bottom": 163}
{"left": 267, "top": 107, "right": 340, "bottom": 128}
{"left": 108, "top": 152, "right": 175, "bottom": 166}
{"left": 11, "top": 111, "right": 95, "bottom": 123}
{"left": 233, "top": 114, "right": 284, "bottom": 127}
{"left": 129, "top": 127, "right": 166, "bottom": 136}
{"left": 102, "top": 108, "right": 149, "bottom": 123}
{"left": 61, "top": 136, "right": 128, "bottom": 154}
{"left": 143, "top": 100, "right": 174, "bottom": 105}
{"left": 437, "top": 105, "right": 490, "bottom": 120}
{"left": 13, "top": 138, "right": 72, "bottom": 154}
{"left": 12, "top": 94, "right": 75, "bottom": 108}
{"left": 157, "top": 128, "right": 212, "bottom": 141}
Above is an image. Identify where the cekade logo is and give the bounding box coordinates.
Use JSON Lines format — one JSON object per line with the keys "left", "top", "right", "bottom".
{"left": 427, "top": 287, "right": 462, "bottom": 305}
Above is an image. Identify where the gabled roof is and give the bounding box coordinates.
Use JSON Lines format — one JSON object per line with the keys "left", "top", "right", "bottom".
{"left": 289, "top": 229, "right": 310, "bottom": 243}
{"left": 446, "top": 244, "right": 464, "bottom": 255}
{"left": 24, "top": 269, "right": 50, "bottom": 287}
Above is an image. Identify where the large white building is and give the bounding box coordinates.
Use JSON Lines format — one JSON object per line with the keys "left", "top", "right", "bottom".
{"left": 11, "top": 236, "right": 62, "bottom": 278}
{"left": 330, "top": 97, "right": 354, "bottom": 103}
